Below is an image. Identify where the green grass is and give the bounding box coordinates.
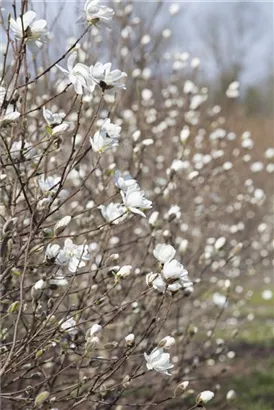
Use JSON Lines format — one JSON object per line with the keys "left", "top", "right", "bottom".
{"left": 226, "top": 362, "right": 274, "bottom": 410}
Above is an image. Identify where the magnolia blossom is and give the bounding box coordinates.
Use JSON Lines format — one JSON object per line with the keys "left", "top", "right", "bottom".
{"left": 45, "top": 243, "right": 61, "bottom": 261}
{"left": 82, "top": 0, "right": 114, "bottom": 25}
{"left": 99, "top": 203, "right": 126, "bottom": 223}
{"left": 60, "top": 317, "right": 78, "bottom": 335}
{"left": 57, "top": 52, "right": 92, "bottom": 95}
{"left": 56, "top": 239, "right": 90, "bottom": 273}
{"left": 90, "top": 62, "right": 127, "bottom": 90}
{"left": 114, "top": 171, "right": 137, "bottom": 192}
{"left": 10, "top": 141, "right": 34, "bottom": 160}
{"left": 10, "top": 10, "right": 50, "bottom": 53}
{"left": 90, "top": 128, "right": 119, "bottom": 153}
{"left": 101, "top": 118, "right": 121, "bottom": 139}
{"left": 148, "top": 254, "right": 192, "bottom": 294}
{"left": 38, "top": 175, "right": 61, "bottom": 193}
{"left": 144, "top": 347, "right": 174, "bottom": 376}
{"left": 43, "top": 107, "right": 71, "bottom": 135}
{"left": 153, "top": 244, "right": 176, "bottom": 264}
{"left": 120, "top": 184, "right": 152, "bottom": 218}
{"left": 86, "top": 324, "right": 102, "bottom": 338}
{"left": 0, "top": 107, "right": 20, "bottom": 127}
{"left": 43, "top": 106, "right": 65, "bottom": 126}
{"left": 162, "top": 259, "right": 189, "bottom": 283}
{"left": 90, "top": 119, "right": 120, "bottom": 153}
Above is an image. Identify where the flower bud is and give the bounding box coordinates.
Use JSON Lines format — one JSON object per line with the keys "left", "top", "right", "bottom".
{"left": 34, "top": 391, "right": 50, "bottom": 407}
{"left": 104, "top": 341, "right": 118, "bottom": 350}
{"left": 3, "top": 217, "right": 18, "bottom": 234}
{"left": 148, "top": 211, "right": 159, "bottom": 227}
{"left": 86, "top": 324, "right": 102, "bottom": 338}
{"left": 125, "top": 333, "right": 135, "bottom": 346}
{"left": 226, "top": 390, "right": 236, "bottom": 401}
{"left": 173, "top": 381, "right": 189, "bottom": 397}
{"left": 116, "top": 265, "right": 132, "bottom": 278}
{"left": 196, "top": 390, "right": 214, "bottom": 404}
{"left": 214, "top": 237, "right": 226, "bottom": 250}
{"left": 31, "top": 279, "right": 46, "bottom": 301}
{"left": 8, "top": 301, "right": 20, "bottom": 314}
{"left": 54, "top": 216, "right": 72, "bottom": 235}
{"left": 122, "top": 375, "right": 131, "bottom": 388}
{"left": 158, "top": 335, "right": 175, "bottom": 349}
{"left": 85, "top": 336, "right": 100, "bottom": 352}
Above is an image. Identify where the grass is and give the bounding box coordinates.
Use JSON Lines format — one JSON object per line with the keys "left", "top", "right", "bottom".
{"left": 212, "top": 285, "right": 274, "bottom": 410}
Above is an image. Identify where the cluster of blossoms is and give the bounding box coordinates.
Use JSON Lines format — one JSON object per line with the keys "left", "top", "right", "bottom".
{"left": 57, "top": 53, "right": 127, "bottom": 96}
{"left": 45, "top": 239, "right": 90, "bottom": 273}
{"left": 147, "top": 244, "right": 192, "bottom": 293}
{"left": 116, "top": 171, "right": 153, "bottom": 218}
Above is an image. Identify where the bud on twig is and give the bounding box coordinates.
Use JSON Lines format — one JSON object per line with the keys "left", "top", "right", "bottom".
{"left": 54, "top": 216, "right": 72, "bottom": 235}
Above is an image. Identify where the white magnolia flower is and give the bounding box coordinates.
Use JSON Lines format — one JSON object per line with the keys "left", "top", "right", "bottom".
{"left": 162, "top": 259, "right": 189, "bottom": 283}
{"left": 120, "top": 184, "right": 152, "bottom": 218}
{"left": 86, "top": 323, "right": 102, "bottom": 338}
{"left": 56, "top": 239, "right": 90, "bottom": 273}
{"left": 99, "top": 203, "right": 126, "bottom": 224}
{"left": 90, "top": 127, "right": 119, "bottom": 153}
{"left": 38, "top": 175, "right": 61, "bottom": 193}
{"left": 10, "top": 10, "right": 50, "bottom": 53}
{"left": 153, "top": 244, "right": 176, "bottom": 264}
{"left": 144, "top": 347, "right": 174, "bottom": 376}
{"left": 82, "top": 0, "right": 114, "bottom": 25}
{"left": 45, "top": 243, "right": 61, "bottom": 261}
{"left": 60, "top": 317, "right": 78, "bottom": 335}
{"left": 196, "top": 390, "right": 215, "bottom": 404}
{"left": 90, "top": 62, "right": 127, "bottom": 90}
{"left": 150, "top": 258, "right": 192, "bottom": 294}
{"left": 114, "top": 171, "right": 137, "bottom": 192}
{"left": 43, "top": 107, "right": 71, "bottom": 136}
{"left": 10, "top": 141, "right": 34, "bottom": 160}
{"left": 0, "top": 107, "right": 20, "bottom": 127}
{"left": 158, "top": 336, "right": 175, "bottom": 349}
{"left": 57, "top": 52, "right": 92, "bottom": 95}
{"left": 151, "top": 275, "right": 167, "bottom": 293}
{"left": 43, "top": 107, "right": 65, "bottom": 126}
{"left": 101, "top": 118, "right": 121, "bottom": 139}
